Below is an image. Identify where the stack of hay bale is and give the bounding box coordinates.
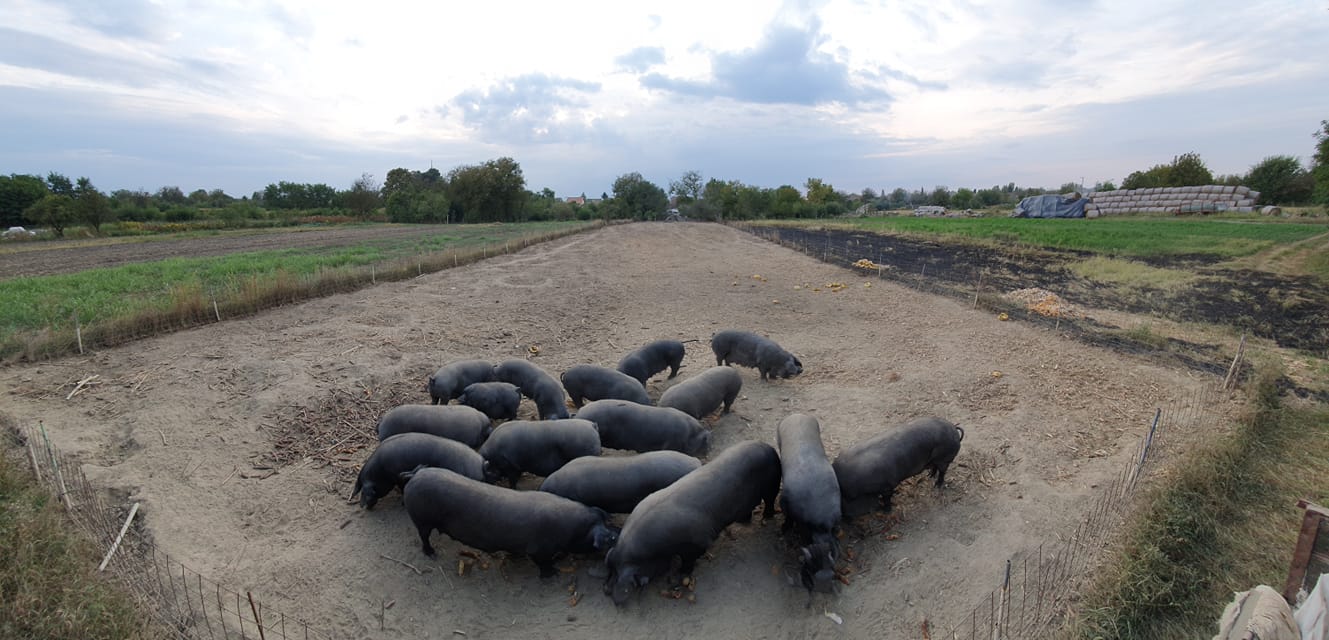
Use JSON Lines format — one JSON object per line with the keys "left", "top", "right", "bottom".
{"left": 1086, "top": 185, "right": 1260, "bottom": 217}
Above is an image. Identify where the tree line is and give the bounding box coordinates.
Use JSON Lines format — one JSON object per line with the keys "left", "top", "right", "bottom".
{"left": 4, "top": 120, "right": 1326, "bottom": 235}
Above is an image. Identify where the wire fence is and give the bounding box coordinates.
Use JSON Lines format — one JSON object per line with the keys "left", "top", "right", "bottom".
{"left": 735, "top": 222, "right": 1231, "bottom": 638}
{"left": 13, "top": 422, "right": 325, "bottom": 640}
{"left": 8, "top": 220, "right": 610, "bottom": 363}
{"left": 8, "top": 221, "right": 1233, "bottom": 639}
{"left": 944, "top": 384, "right": 1220, "bottom": 639}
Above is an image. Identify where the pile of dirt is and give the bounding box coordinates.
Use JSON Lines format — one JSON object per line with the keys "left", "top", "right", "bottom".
{"left": 1003, "top": 288, "right": 1086, "bottom": 319}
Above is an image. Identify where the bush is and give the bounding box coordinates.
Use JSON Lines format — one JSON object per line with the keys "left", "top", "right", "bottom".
{"left": 1245, "top": 156, "right": 1312, "bottom": 205}
{"left": 162, "top": 205, "right": 196, "bottom": 222}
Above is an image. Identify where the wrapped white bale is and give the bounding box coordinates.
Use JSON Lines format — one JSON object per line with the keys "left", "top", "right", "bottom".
{"left": 1236, "top": 186, "right": 1251, "bottom": 196}
{"left": 1237, "top": 198, "right": 1254, "bottom": 207}
{"left": 1250, "top": 190, "right": 1261, "bottom": 201}
{"left": 1087, "top": 208, "right": 1101, "bottom": 218}
{"left": 1222, "top": 185, "right": 1236, "bottom": 195}
{"left": 1296, "top": 573, "right": 1329, "bottom": 640}
{"left": 1213, "top": 585, "right": 1301, "bottom": 640}
{"left": 1236, "top": 206, "right": 1253, "bottom": 212}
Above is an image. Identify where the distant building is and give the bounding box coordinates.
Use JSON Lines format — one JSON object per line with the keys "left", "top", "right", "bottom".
{"left": 566, "top": 196, "right": 586, "bottom": 206}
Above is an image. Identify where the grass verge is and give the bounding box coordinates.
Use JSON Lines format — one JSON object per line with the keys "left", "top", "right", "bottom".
{"left": 753, "top": 217, "right": 1329, "bottom": 259}
{"left": 1076, "top": 364, "right": 1329, "bottom": 638}
{"left": 0, "top": 220, "right": 603, "bottom": 361}
{"left": 1, "top": 426, "right": 153, "bottom": 639}
{"left": 1068, "top": 256, "right": 1197, "bottom": 289}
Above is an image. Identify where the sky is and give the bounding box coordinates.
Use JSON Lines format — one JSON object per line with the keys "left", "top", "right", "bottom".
{"left": 1, "top": 0, "right": 1326, "bottom": 199}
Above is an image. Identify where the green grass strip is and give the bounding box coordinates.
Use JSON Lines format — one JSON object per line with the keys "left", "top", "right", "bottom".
{"left": 1076, "top": 368, "right": 1329, "bottom": 638}
{"left": 755, "top": 217, "right": 1329, "bottom": 258}
{"left": 1, "top": 427, "right": 152, "bottom": 639}
{"left": 0, "top": 221, "right": 598, "bottom": 359}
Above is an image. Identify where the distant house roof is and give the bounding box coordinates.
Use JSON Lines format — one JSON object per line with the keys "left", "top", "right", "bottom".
{"left": 566, "top": 196, "right": 586, "bottom": 205}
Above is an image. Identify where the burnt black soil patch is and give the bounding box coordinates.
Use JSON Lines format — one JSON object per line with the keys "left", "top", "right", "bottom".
{"left": 748, "top": 224, "right": 1328, "bottom": 357}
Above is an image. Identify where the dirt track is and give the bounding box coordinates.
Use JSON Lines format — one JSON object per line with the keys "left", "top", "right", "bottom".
{"left": 0, "top": 225, "right": 452, "bottom": 280}
{"left": 0, "top": 223, "right": 1219, "bottom": 638}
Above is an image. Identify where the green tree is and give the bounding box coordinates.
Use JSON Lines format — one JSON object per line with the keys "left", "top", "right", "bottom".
{"left": 887, "top": 187, "right": 909, "bottom": 208}
{"left": 804, "top": 178, "right": 835, "bottom": 204}
{"left": 110, "top": 189, "right": 153, "bottom": 221}
{"left": 699, "top": 178, "right": 736, "bottom": 220}
{"left": 929, "top": 186, "right": 951, "bottom": 207}
{"left": 46, "top": 172, "right": 74, "bottom": 197}
{"left": 24, "top": 194, "right": 74, "bottom": 236}
{"left": 1093, "top": 181, "right": 1117, "bottom": 192}
{"left": 975, "top": 187, "right": 1004, "bottom": 207}
{"left": 1168, "top": 152, "right": 1213, "bottom": 186}
{"left": 344, "top": 173, "right": 381, "bottom": 218}
{"left": 771, "top": 185, "right": 803, "bottom": 217}
{"left": 1121, "top": 167, "right": 1168, "bottom": 190}
{"left": 156, "top": 185, "right": 186, "bottom": 205}
{"left": 669, "top": 170, "right": 704, "bottom": 204}
{"left": 1245, "top": 156, "right": 1312, "bottom": 205}
{"left": 446, "top": 157, "right": 526, "bottom": 222}
{"left": 0, "top": 174, "right": 48, "bottom": 227}
{"left": 951, "top": 188, "right": 974, "bottom": 210}
{"left": 261, "top": 181, "right": 337, "bottom": 209}
{"left": 609, "top": 172, "right": 668, "bottom": 220}
{"left": 207, "top": 189, "right": 234, "bottom": 207}
{"left": 382, "top": 167, "right": 451, "bottom": 222}
{"left": 1122, "top": 152, "right": 1214, "bottom": 189}
{"left": 73, "top": 177, "right": 113, "bottom": 233}
{"left": 734, "top": 184, "right": 772, "bottom": 220}
{"left": 1313, "top": 120, "right": 1329, "bottom": 207}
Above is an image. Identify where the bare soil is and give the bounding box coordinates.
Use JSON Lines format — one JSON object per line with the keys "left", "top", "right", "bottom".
{"left": 0, "top": 223, "right": 1217, "bottom": 638}
{"left": 0, "top": 225, "right": 455, "bottom": 280}
{"left": 762, "top": 225, "right": 1329, "bottom": 353}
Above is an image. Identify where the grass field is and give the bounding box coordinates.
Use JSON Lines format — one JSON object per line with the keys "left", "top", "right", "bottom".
{"left": 0, "top": 221, "right": 599, "bottom": 360}
{"left": 1, "top": 425, "right": 153, "bottom": 639}
{"left": 755, "top": 216, "right": 1329, "bottom": 259}
{"left": 1075, "top": 366, "right": 1329, "bottom": 638}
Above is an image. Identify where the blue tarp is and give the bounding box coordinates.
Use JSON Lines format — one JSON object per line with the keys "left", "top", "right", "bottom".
{"left": 1012, "top": 194, "right": 1087, "bottom": 218}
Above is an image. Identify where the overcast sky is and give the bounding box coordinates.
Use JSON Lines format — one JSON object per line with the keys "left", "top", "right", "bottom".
{"left": 2, "top": 0, "right": 1326, "bottom": 199}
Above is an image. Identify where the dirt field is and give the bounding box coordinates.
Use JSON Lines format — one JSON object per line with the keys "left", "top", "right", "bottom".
{"left": 0, "top": 223, "right": 1216, "bottom": 638}
{"left": 0, "top": 225, "right": 457, "bottom": 280}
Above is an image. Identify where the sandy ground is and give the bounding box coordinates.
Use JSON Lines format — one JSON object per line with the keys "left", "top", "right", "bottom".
{"left": 0, "top": 222, "right": 1216, "bottom": 638}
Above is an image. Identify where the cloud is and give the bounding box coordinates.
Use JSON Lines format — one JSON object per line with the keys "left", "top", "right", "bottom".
{"left": 614, "top": 47, "right": 665, "bottom": 73}
{"left": 0, "top": 27, "right": 156, "bottom": 88}
{"left": 42, "top": 0, "right": 169, "bottom": 41}
{"left": 868, "top": 65, "right": 947, "bottom": 91}
{"left": 449, "top": 74, "right": 607, "bottom": 144}
{"left": 0, "top": 25, "right": 242, "bottom": 97}
{"left": 638, "top": 19, "right": 890, "bottom": 106}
